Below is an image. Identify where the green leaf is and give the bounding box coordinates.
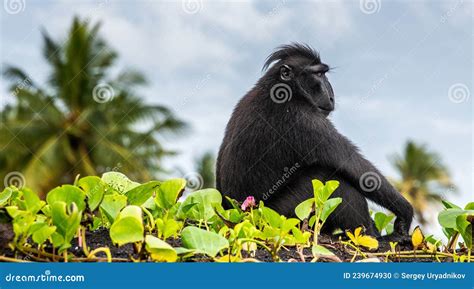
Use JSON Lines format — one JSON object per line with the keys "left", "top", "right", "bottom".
{"left": 100, "top": 193, "right": 127, "bottom": 223}
{"left": 291, "top": 227, "right": 311, "bottom": 244}
{"left": 261, "top": 226, "right": 280, "bottom": 239}
{"left": 374, "top": 212, "right": 395, "bottom": 233}
{"left": 442, "top": 227, "right": 456, "bottom": 239}
{"left": 319, "top": 180, "right": 340, "bottom": 203}
{"left": 5, "top": 206, "right": 20, "bottom": 218}
{"left": 312, "top": 244, "right": 335, "bottom": 256}
{"left": 295, "top": 198, "right": 314, "bottom": 221}
{"left": 261, "top": 206, "right": 283, "bottom": 228}
{"left": 51, "top": 232, "right": 64, "bottom": 248}
{"left": 46, "top": 185, "right": 86, "bottom": 211}
{"left": 77, "top": 176, "right": 105, "bottom": 211}
{"left": 11, "top": 210, "right": 35, "bottom": 238}
{"left": 125, "top": 181, "right": 160, "bottom": 206}
{"left": 425, "top": 235, "right": 441, "bottom": 247}
{"left": 442, "top": 200, "right": 461, "bottom": 210}
{"left": 41, "top": 204, "right": 51, "bottom": 217}
{"left": 438, "top": 208, "right": 474, "bottom": 229}
{"left": 145, "top": 235, "right": 177, "bottom": 262}
{"left": 22, "top": 187, "right": 44, "bottom": 214}
{"left": 226, "top": 208, "right": 245, "bottom": 224}
{"left": 110, "top": 205, "right": 144, "bottom": 246}
{"left": 177, "top": 189, "right": 222, "bottom": 221}
{"left": 31, "top": 223, "right": 56, "bottom": 245}
{"left": 456, "top": 214, "right": 472, "bottom": 248}
{"left": 142, "top": 195, "right": 156, "bottom": 210}
{"left": 174, "top": 247, "right": 196, "bottom": 258}
{"left": 181, "top": 226, "right": 228, "bottom": 257}
{"left": 101, "top": 172, "right": 140, "bottom": 194}
{"left": 281, "top": 218, "right": 300, "bottom": 234}
{"left": 234, "top": 220, "right": 258, "bottom": 239}
{"left": 312, "top": 179, "right": 324, "bottom": 200}
{"left": 0, "top": 187, "right": 13, "bottom": 206}
{"left": 385, "top": 223, "right": 394, "bottom": 235}
{"left": 156, "top": 218, "right": 182, "bottom": 240}
{"left": 320, "top": 197, "right": 342, "bottom": 223}
{"left": 308, "top": 215, "right": 316, "bottom": 228}
{"left": 29, "top": 221, "right": 46, "bottom": 236}
{"left": 155, "top": 179, "right": 186, "bottom": 210}
{"left": 464, "top": 202, "right": 474, "bottom": 210}
{"left": 50, "top": 202, "right": 82, "bottom": 251}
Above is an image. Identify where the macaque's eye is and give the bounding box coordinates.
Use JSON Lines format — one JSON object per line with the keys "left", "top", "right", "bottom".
{"left": 280, "top": 65, "right": 293, "bottom": 81}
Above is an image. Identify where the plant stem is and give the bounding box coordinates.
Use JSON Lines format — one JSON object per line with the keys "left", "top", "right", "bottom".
{"left": 87, "top": 247, "right": 112, "bottom": 263}
{"left": 141, "top": 207, "right": 155, "bottom": 232}
{"left": 240, "top": 258, "right": 261, "bottom": 262}
{"left": 239, "top": 238, "right": 273, "bottom": 256}
{"left": 81, "top": 226, "right": 90, "bottom": 256}
{"left": 447, "top": 233, "right": 460, "bottom": 251}
{"left": 19, "top": 246, "right": 58, "bottom": 259}
{"left": 17, "top": 245, "right": 128, "bottom": 262}
{"left": 313, "top": 205, "right": 322, "bottom": 246}
{"left": 0, "top": 256, "right": 31, "bottom": 262}
{"left": 346, "top": 248, "right": 474, "bottom": 261}
{"left": 70, "top": 257, "right": 129, "bottom": 262}
{"left": 367, "top": 250, "right": 457, "bottom": 257}
{"left": 52, "top": 246, "right": 56, "bottom": 262}
{"left": 351, "top": 251, "right": 358, "bottom": 262}
{"left": 342, "top": 241, "right": 367, "bottom": 259}
{"left": 249, "top": 208, "right": 255, "bottom": 226}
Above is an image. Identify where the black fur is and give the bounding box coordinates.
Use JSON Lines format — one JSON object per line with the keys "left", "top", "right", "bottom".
{"left": 216, "top": 43, "right": 413, "bottom": 239}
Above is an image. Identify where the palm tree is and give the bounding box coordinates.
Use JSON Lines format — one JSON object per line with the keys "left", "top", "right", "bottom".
{"left": 390, "top": 141, "right": 455, "bottom": 224}
{"left": 1, "top": 17, "right": 185, "bottom": 194}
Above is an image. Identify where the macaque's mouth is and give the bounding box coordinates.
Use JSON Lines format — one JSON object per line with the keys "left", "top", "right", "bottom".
{"left": 318, "top": 106, "right": 333, "bottom": 113}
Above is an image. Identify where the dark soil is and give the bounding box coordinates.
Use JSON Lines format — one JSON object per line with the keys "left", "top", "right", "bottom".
{"left": 0, "top": 223, "right": 14, "bottom": 249}
{"left": 70, "top": 228, "right": 138, "bottom": 259}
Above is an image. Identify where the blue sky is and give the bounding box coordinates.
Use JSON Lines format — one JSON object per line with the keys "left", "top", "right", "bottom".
{"left": 1, "top": 0, "right": 472, "bottom": 229}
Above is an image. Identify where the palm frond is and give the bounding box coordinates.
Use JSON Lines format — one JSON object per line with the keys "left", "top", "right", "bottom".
{"left": 1, "top": 17, "right": 186, "bottom": 191}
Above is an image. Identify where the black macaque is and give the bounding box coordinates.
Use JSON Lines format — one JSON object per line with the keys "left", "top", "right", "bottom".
{"left": 216, "top": 43, "right": 413, "bottom": 241}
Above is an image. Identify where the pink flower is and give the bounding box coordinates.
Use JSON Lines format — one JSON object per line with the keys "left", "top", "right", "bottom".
{"left": 241, "top": 196, "right": 256, "bottom": 211}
